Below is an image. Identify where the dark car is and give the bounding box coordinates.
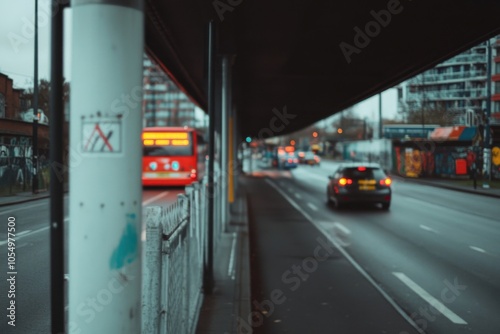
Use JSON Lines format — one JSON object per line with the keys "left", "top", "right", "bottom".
{"left": 326, "top": 163, "right": 391, "bottom": 210}
{"left": 302, "top": 151, "right": 321, "bottom": 166}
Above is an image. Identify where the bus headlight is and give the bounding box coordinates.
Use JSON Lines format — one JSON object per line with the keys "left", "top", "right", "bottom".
{"left": 172, "top": 161, "right": 180, "bottom": 171}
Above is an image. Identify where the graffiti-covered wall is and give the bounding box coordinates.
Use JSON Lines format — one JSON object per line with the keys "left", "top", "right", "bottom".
{"left": 0, "top": 136, "right": 49, "bottom": 195}
{"left": 392, "top": 139, "right": 498, "bottom": 179}
{"left": 492, "top": 145, "right": 500, "bottom": 179}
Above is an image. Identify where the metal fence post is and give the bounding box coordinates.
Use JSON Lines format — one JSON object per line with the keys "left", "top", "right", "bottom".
{"left": 160, "top": 206, "right": 170, "bottom": 334}
{"left": 142, "top": 206, "right": 163, "bottom": 334}
{"left": 180, "top": 193, "right": 190, "bottom": 333}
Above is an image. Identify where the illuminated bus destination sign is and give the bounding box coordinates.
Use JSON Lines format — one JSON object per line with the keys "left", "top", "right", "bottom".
{"left": 142, "top": 132, "right": 188, "bottom": 140}
{"left": 142, "top": 132, "right": 190, "bottom": 146}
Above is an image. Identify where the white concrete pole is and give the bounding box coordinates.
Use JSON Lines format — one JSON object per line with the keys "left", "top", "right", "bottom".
{"left": 69, "top": 1, "right": 144, "bottom": 333}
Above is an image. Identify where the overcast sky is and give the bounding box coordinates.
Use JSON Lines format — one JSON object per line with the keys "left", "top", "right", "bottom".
{"left": 0, "top": 1, "right": 51, "bottom": 88}
{"left": 0, "top": 1, "right": 398, "bottom": 119}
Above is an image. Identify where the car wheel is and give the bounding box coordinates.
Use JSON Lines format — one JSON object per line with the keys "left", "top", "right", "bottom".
{"left": 381, "top": 202, "right": 390, "bottom": 210}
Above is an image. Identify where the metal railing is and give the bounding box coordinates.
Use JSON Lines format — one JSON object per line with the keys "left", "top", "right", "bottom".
{"left": 142, "top": 176, "right": 218, "bottom": 334}
{"left": 142, "top": 183, "right": 207, "bottom": 334}
{"left": 408, "top": 71, "right": 487, "bottom": 84}
{"left": 407, "top": 88, "right": 487, "bottom": 100}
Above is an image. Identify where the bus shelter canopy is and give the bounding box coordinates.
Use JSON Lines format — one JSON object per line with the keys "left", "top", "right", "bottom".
{"left": 145, "top": 0, "right": 500, "bottom": 137}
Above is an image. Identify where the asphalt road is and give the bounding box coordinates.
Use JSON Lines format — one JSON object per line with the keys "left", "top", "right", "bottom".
{"left": 0, "top": 188, "right": 183, "bottom": 334}
{"left": 248, "top": 160, "right": 500, "bottom": 333}
{"left": 1, "top": 159, "right": 499, "bottom": 333}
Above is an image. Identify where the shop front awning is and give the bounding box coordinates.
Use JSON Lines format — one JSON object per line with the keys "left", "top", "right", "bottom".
{"left": 429, "top": 126, "right": 477, "bottom": 141}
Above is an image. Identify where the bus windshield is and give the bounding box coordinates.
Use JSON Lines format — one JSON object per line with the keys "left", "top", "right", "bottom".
{"left": 142, "top": 131, "right": 193, "bottom": 157}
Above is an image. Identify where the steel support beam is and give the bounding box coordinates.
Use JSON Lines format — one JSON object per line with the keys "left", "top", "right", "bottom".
{"left": 204, "top": 20, "right": 216, "bottom": 294}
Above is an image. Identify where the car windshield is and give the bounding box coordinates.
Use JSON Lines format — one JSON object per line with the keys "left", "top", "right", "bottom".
{"left": 343, "top": 167, "right": 386, "bottom": 179}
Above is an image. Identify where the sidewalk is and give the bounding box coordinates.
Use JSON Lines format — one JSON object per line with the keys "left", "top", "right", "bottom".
{"left": 390, "top": 174, "right": 500, "bottom": 198}
{"left": 195, "top": 183, "right": 251, "bottom": 334}
{"left": 0, "top": 189, "right": 50, "bottom": 207}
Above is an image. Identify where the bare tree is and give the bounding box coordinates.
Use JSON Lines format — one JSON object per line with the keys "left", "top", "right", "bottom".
{"left": 20, "top": 79, "right": 70, "bottom": 115}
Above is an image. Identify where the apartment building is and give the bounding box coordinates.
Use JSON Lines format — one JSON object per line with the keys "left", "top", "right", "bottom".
{"left": 142, "top": 55, "right": 196, "bottom": 128}
{"left": 400, "top": 36, "right": 500, "bottom": 126}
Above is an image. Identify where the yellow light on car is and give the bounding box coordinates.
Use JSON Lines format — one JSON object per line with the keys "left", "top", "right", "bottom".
{"left": 380, "top": 178, "right": 392, "bottom": 186}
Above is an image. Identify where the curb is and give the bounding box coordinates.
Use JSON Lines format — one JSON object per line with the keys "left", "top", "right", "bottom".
{"left": 0, "top": 189, "right": 69, "bottom": 208}
{"left": 0, "top": 194, "right": 50, "bottom": 207}
{"left": 392, "top": 176, "right": 500, "bottom": 199}
{"left": 237, "top": 190, "right": 251, "bottom": 333}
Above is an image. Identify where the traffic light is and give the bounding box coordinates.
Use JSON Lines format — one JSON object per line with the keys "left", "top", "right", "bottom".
{"left": 245, "top": 136, "right": 252, "bottom": 143}
{"left": 337, "top": 128, "right": 343, "bottom": 134}
{"left": 312, "top": 131, "right": 318, "bottom": 138}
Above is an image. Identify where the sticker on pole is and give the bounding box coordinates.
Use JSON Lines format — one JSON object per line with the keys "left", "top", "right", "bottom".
{"left": 82, "top": 121, "right": 121, "bottom": 153}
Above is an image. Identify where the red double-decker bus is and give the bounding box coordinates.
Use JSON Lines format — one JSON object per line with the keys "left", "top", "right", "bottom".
{"left": 142, "top": 127, "right": 202, "bottom": 186}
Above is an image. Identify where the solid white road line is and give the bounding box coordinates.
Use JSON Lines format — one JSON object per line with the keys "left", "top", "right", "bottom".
{"left": 393, "top": 272, "right": 467, "bottom": 325}
{"left": 142, "top": 191, "right": 170, "bottom": 206}
{"left": 265, "top": 178, "right": 425, "bottom": 334}
{"left": 419, "top": 224, "right": 439, "bottom": 234}
{"left": 469, "top": 246, "right": 486, "bottom": 254}
{"left": 228, "top": 232, "right": 237, "bottom": 280}
{"left": 307, "top": 202, "right": 318, "bottom": 211}
{"left": 318, "top": 221, "right": 352, "bottom": 247}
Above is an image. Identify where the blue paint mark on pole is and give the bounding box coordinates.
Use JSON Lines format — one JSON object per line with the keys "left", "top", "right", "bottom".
{"left": 109, "top": 213, "right": 138, "bottom": 270}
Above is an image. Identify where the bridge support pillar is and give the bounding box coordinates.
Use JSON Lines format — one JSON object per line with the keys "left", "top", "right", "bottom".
{"left": 68, "top": 1, "right": 144, "bottom": 332}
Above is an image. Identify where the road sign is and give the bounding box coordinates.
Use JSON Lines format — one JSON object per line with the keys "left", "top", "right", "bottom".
{"left": 82, "top": 121, "right": 122, "bottom": 153}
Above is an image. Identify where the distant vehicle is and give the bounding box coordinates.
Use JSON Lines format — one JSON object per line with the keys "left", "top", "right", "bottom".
{"left": 296, "top": 151, "right": 306, "bottom": 163}
{"left": 326, "top": 162, "right": 391, "bottom": 210}
{"left": 301, "top": 151, "right": 321, "bottom": 166}
{"left": 274, "top": 146, "right": 298, "bottom": 169}
{"left": 142, "top": 127, "right": 201, "bottom": 186}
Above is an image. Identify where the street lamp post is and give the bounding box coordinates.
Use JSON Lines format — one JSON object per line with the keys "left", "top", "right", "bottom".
{"left": 483, "top": 38, "right": 493, "bottom": 188}
{"left": 32, "top": 0, "right": 39, "bottom": 194}
{"left": 379, "top": 92, "right": 383, "bottom": 139}
{"left": 421, "top": 73, "right": 426, "bottom": 138}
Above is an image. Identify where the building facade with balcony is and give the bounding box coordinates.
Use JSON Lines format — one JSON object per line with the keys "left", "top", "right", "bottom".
{"left": 143, "top": 55, "right": 196, "bottom": 128}
{"left": 399, "top": 36, "right": 500, "bottom": 126}
{"left": 491, "top": 37, "right": 500, "bottom": 124}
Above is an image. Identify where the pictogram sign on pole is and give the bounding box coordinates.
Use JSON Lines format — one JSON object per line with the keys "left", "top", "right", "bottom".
{"left": 82, "top": 121, "right": 122, "bottom": 153}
